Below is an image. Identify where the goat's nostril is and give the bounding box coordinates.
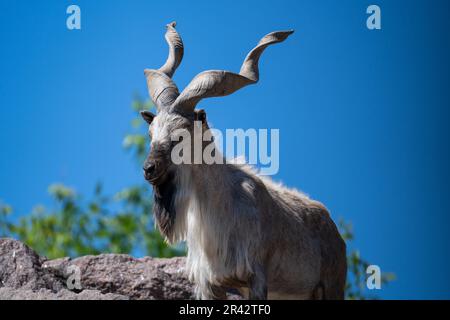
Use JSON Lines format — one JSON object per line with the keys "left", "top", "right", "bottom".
{"left": 143, "top": 163, "right": 156, "bottom": 179}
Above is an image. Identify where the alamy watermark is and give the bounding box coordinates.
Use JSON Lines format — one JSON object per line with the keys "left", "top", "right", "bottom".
{"left": 66, "top": 5, "right": 81, "bottom": 30}
{"left": 366, "top": 264, "right": 382, "bottom": 290}
{"left": 366, "top": 5, "right": 381, "bottom": 30}
{"left": 65, "top": 5, "right": 382, "bottom": 32}
{"left": 168, "top": 121, "right": 279, "bottom": 176}
{"left": 66, "top": 265, "right": 82, "bottom": 290}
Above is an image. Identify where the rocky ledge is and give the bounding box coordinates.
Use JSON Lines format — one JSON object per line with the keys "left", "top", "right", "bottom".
{"left": 0, "top": 238, "right": 197, "bottom": 300}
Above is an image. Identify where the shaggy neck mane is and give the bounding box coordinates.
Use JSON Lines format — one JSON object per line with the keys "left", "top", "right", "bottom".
{"left": 153, "top": 155, "right": 237, "bottom": 242}
{"left": 157, "top": 153, "right": 261, "bottom": 290}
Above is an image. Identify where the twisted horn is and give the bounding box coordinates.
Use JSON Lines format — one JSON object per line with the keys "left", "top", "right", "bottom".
{"left": 145, "top": 21, "right": 184, "bottom": 110}
{"left": 172, "top": 29, "right": 294, "bottom": 112}
{"left": 159, "top": 21, "right": 184, "bottom": 78}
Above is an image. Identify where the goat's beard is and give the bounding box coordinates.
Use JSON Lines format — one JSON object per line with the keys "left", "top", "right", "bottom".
{"left": 152, "top": 170, "right": 177, "bottom": 240}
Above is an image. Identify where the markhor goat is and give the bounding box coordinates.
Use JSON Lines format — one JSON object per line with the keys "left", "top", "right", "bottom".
{"left": 140, "top": 22, "right": 347, "bottom": 300}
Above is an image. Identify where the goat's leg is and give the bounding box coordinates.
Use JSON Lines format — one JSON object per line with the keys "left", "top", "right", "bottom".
{"left": 210, "top": 284, "right": 227, "bottom": 300}
{"left": 311, "top": 282, "right": 325, "bottom": 300}
{"left": 199, "top": 283, "right": 227, "bottom": 300}
{"left": 247, "top": 266, "right": 268, "bottom": 300}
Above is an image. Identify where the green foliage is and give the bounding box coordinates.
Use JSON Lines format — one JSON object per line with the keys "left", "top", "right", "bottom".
{"left": 339, "top": 219, "right": 395, "bottom": 299}
{"left": 123, "top": 96, "right": 155, "bottom": 163}
{"left": 0, "top": 201, "right": 13, "bottom": 236}
{"left": 0, "top": 182, "right": 182, "bottom": 259}
{"left": 0, "top": 97, "right": 182, "bottom": 259}
{"left": 0, "top": 96, "right": 393, "bottom": 298}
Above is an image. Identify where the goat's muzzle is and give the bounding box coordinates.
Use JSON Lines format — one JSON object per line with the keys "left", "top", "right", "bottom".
{"left": 143, "top": 161, "right": 168, "bottom": 186}
{"left": 143, "top": 163, "right": 155, "bottom": 180}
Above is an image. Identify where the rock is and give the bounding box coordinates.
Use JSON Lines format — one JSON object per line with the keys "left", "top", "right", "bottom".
{"left": 0, "top": 238, "right": 63, "bottom": 291}
{"left": 0, "top": 238, "right": 195, "bottom": 300}
{"left": 42, "top": 254, "right": 194, "bottom": 299}
{"left": 0, "top": 287, "right": 128, "bottom": 300}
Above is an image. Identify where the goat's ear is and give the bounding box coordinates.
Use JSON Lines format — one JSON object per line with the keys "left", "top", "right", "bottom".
{"left": 195, "top": 109, "right": 207, "bottom": 123}
{"left": 140, "top": 110, "right": 155, "bottom": 124}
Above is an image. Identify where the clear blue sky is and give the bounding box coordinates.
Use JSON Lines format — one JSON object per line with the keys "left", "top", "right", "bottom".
{"left": 1, "top": 0, "right": 449, "bottom": 299}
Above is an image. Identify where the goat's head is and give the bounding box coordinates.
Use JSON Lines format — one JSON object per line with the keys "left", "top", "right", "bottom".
{"left": 141, "top": 21, "right": 293, "bottom": 185}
